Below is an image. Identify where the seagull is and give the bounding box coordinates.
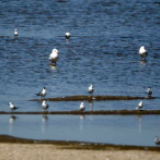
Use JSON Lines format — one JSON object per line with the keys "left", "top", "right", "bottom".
{"left": 88, "top": 84, "right": 94, "bottom": 95}
{"left": 9, "top": 102, "right": 19, "bottom": 111}
{"left": 42, "top": 100, "right": 49, "bottom": 110}
{"left": 37, "top": 87, "right": 46, "bottom": 99}
{"left": 49, "top": 49, "right": 59, "bottom": 65}
{"left": 147, "top": 87, "right": 152, "bottom": 97}
{"left": 135, "top": 101, "right": 143, "bottom": 110}
{"left": 139, "top": 46, "right": 148, "bottom": 61}
{"left": 14, "top": 28, "right": 18, "bottom": 36}
{"left": 65, "top": 32, "right": 70, "bottom": 39}
{"left": 79, "top": 102, "right": 85, "bottom": 111}
{"left": 155, "top": 136, "right": 160, "bottom": 145}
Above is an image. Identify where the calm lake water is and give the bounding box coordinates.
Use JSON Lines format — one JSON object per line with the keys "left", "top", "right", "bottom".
{"left": 0, "top": 0, "right": 160, "bottom": 146}
{"left": 1, "top": 114, "right": 160, "bottom": 146}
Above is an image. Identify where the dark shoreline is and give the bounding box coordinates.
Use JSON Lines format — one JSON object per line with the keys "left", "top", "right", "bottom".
{"left": 1, "top": 110, "right": 160, "bottom": 115}
{"left": 0, "top": 135, "right": 159, "bottom": 151}
{"left": 31, "top": 95, "right": 157, "bottom": 101}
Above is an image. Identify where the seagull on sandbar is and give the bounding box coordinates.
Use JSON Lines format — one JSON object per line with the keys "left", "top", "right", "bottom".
{"left": 49, "top": 49, "right": 59, "bottom": 65}
{"left": 37, "top": 87, "right": 46, "bottom": 99}
{"left": 139, "top": 46, "right": 148, "bottom": 61}
{"left": 88, "top": 84, "right": 94, "bottom": 95}
{"left": 135, "top": 101, "right": 143, "bottom": 110}
{"left": 65, "top": 32, "right": 70, "bottom": 39}
{"left": 79, "top": 102, "right": 85, "bottom": 111}
{"left": 14, "top": 28, "right": 18, "bottom": 36}
{"left": 9, "top": 102, "right": 19, "bottom": 111}
{"left": 147, "top": 87, "right": 152, "bottom": 97}
{"left": 155, "top": 136, "right": 160, "bottom": 145}
{"left": 42, "top": 100, "right": 49, "bottom": 110}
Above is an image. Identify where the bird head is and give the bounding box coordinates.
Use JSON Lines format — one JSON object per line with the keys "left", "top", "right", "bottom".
{"left": 52, "top": 49, "right": 59, "bottom": 53}
{"left": 66, "top": 32, "right": 70, "bottom": 36}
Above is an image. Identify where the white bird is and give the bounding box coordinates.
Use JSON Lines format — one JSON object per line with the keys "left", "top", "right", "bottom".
{"left": 155, "top": 136, "right": 160, "bottom": 145}
{"left": 65, "top": 32, "right": 70, "bottom": 39}
{"left": 49, "top": 49, "right": 59, "bottom": 65}
{"left": 88, "top": 84, "right": 94, "bottom": 95}
{"left": 37, "top": 87, "right": 46, "bottom": 99}
{"left": 9, "top": 102, "right": 19, "bottom": 111}
{"left": 139, "top": 46, "right": 148, "bottom": 60}
{"left": 147, "top": 87, "right": 152, "bottom": 97}
{"left": 42, "top": 100, "right": 49, "bottom": 110}
{"left": 79, "top": 102, "right": 85, "bottom": 111}
{"left": 135, "top": 101, "right": 143, "bottom": 110}
{"left": 14, "top": 28, "right": 18, "bottom": 36}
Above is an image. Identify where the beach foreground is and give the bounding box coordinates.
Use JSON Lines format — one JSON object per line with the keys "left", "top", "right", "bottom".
{"left": 0, "top": 143, "right": 160, "bottom": 160}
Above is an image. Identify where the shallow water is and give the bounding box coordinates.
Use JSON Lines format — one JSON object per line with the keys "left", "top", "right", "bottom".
{"left": 0, "top": 0, "right": 160, "bottom": 145}
{"left": 0, "top": 114, "right": 159, "bottom": 146}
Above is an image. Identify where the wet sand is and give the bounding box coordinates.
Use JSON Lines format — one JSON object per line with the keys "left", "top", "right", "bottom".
{"left": 0, "top": 143, "right": 160, "bottom": 160}
{"left": 0, "top": 135, "right": 160, "bottom": 160}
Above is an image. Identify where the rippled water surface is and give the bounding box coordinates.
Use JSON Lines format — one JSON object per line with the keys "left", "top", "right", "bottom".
{"left": 0, "top": 0, "right": 160, "bottom": 146}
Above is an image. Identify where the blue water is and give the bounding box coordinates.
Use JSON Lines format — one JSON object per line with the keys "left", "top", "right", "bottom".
{"left": 0, "top": 0, "right": 160, "bottom": 146}
{"left": 0, "top": 114, "right": 159, "bottom": 146}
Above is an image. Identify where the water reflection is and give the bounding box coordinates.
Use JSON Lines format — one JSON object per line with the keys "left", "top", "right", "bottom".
{"left": 88, "top": 101, "right": 94, "bottom": 111}
{"left": 8, "top": 115, "right": 17, "bottom": 135}
{"left": 42, "top": 114, "right": 48, "bottom": 123}
{"left": 135, "top": 115, "right": 142, "bottom": 134}
{"left": 80, "top": 115, "right": 85, "bottom": 120}
{"left": 41, "top": 115, "right": 48, "bottom": 134}
{"left": 79, "top": 115, "right": 85, "bottom": 132}
{"left": 49, "top": 64, "right": 57, "bottom": 71}
{"left": 65, "top": 39, "right": 70, "bottom": 43}
{"left": 9, "top": 115, "right": 17, "bottom": 124}
{"left": 0, "top": 114, "right": 158, "bottom": 146}
{"left": 139, "top": 60, "right": 147, "bottom": 64}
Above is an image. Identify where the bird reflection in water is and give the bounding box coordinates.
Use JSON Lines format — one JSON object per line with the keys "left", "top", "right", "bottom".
{"left": 41, "top": 114, "right": 48, "bottom": 134}
{"left": 42, "top": 114, "right": 48, "bottom": 123}
{"left": 80, "top": 115, "right": 85, "bottom": 120}
{"left": 79, "top": 115, "right": 85, "bottom": 132}
{"left": 139, "top": 59, "right": 147, "bottom": 65}
{"left": 135, "top": 115, "right": 142, "bottom": 134}
{"left": 88, "top": 100, "right": 94, "bottom": 111}
{"left": 9, "top": 115, "right": 17, "bottom": 134}
{"left": 49, "top": 64, "right": 57, "bottom": 71}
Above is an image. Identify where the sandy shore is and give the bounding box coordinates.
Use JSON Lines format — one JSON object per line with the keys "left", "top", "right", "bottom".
{"left": 0, "top": 143, "right": 160, "bottom": 160}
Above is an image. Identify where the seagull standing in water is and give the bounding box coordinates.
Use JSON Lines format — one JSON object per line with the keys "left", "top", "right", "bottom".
{"left": 37, "top": 87, "right": 46, "bottom": 99}
{"left": 147, "top": 87, "right": 152, "bottom": 98}
{"left": 79, "top": 102, "right": 85, "bottom": 111}
{"left": 139, "top": 46, "right": 148, "bottom": 61}
{"left": 65, "top": 32, "right": 70, "bottom": 40}
{"left": 42, "top": 100, "right": 49, "bottom": 110}
{"left": 14, "top": 28, "right": 18, "bottom": 36}
{"left": 155, "top": 136, "right": 160, "bottom": 145}
{"left": 49, "top": 49, "right": 59, "bottom": 65}
{"left": 9, "top": 102, "right": 19, "bottom": 111}
{"left": 135, "top": 101, "right": 143, "bottom": 110}
{"left": 88, "top": 84, "right": 94, "bottom": 95}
